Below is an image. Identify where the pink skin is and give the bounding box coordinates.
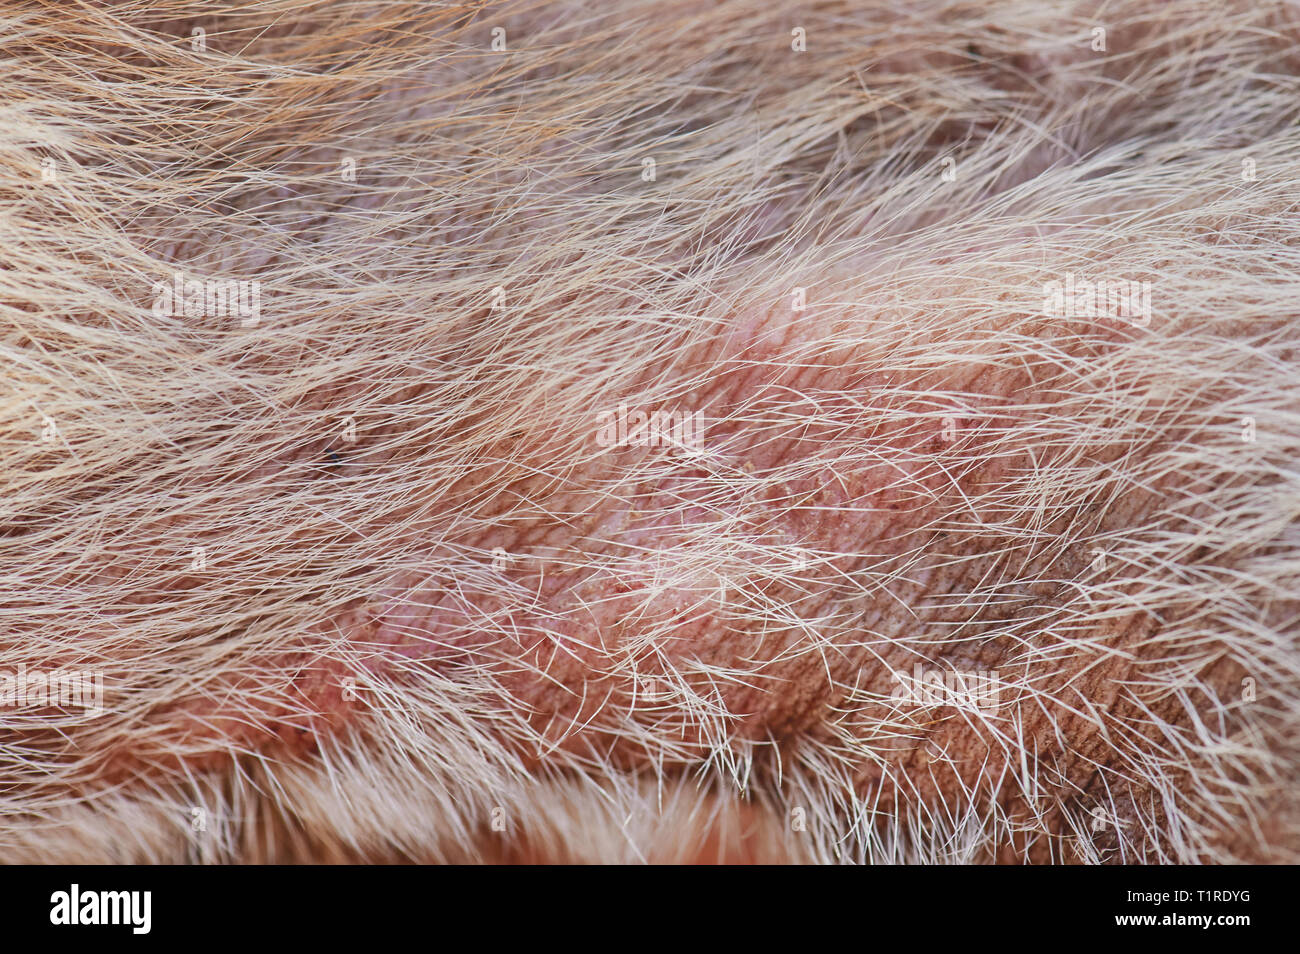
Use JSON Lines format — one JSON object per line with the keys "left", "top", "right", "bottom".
{"left": 132, "top": 296, "right": 1112, "bottom": 804}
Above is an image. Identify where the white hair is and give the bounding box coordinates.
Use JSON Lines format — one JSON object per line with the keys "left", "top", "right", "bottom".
{"left": 1, "top": 0, "right": 1297, "bottom": 863}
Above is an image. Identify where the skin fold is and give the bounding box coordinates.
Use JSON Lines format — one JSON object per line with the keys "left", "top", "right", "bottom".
{"left": 1, "top": 0, "right": 1298, "bottom": 863}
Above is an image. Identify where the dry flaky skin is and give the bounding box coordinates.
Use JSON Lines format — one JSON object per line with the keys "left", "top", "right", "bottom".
{"left": 1, "top": 0, "right": 1298, "bottom": 864}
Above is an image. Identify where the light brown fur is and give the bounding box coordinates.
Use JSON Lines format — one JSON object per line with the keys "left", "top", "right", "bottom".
{"left": 2, "top": 0, "right": 1298, "bottom": 863}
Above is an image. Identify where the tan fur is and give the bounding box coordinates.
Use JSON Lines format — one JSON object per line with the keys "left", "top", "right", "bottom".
{"left": 2, "top": 0, "right": 1298, "bottom": 863}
